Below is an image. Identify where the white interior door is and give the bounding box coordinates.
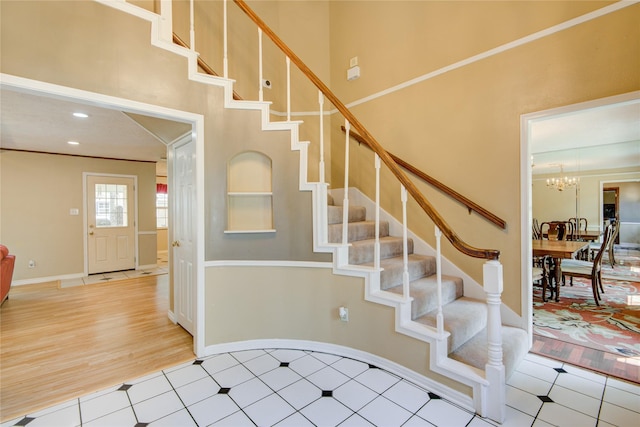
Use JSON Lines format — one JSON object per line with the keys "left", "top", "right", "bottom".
{"left": 173, "top": 139, "right": 196, "bottom": 335}
{"left": 86, "top": 175, "right": 136, "bottom": 274}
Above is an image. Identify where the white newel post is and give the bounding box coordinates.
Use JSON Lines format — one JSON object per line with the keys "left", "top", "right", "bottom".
{"left": 483, "top": 259, "right": 506, "bottom": 423}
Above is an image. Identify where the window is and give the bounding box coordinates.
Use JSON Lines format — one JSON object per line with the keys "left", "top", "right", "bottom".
{"left": 94, "top": 183, "right": 128, "bottom": 228}
{"left": 156, "top": 183, "right": 168, "bottom": 228}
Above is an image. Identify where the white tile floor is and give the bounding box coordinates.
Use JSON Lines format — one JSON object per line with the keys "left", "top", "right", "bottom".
{"left": 2, "top": 349, "right": 639, "bottom": 427}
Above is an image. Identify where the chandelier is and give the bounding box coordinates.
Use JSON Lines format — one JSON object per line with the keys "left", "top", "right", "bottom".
{"left": 546, "top": 165, "right": 578, "bottom": 191}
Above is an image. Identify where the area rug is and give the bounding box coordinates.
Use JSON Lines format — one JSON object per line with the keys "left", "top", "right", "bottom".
{"left": 533, "top": 277, "right": 640, "bottom": 358}
{"left": 602, "top": 252, "right": 640, "bottom": 282}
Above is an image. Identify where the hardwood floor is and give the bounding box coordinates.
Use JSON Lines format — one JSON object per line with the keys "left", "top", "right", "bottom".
{"left": 0, "top": 275, "right": 194, "bottom": 423}
{"left": 532, "top": 334, "right": 640, "bottom": 384}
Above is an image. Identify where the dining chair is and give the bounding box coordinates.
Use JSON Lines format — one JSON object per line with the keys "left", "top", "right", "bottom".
{"left": 560, "top": 223, "right": 613, "bottom": 306}
{"left": 533, "top": 256, "right": 552, "bottom": 302}
{"left": 540, "top": 221, "right": 572, "bottom": 241}
{"left": 532, "top": 218, "right": 541, "bottom": 240}
{"left": 569, "top": 217, "right": 588, "bottom": 235}
{"left": 607, "top": 219, "right": 620, "bottom": 267}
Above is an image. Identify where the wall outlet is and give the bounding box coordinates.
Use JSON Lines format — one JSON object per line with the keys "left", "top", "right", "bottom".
{"left": 28, "top": 259, "right": 36, "bottom": 268}
{"left": 339, "top": 306, "right": 349, "bottom": 322}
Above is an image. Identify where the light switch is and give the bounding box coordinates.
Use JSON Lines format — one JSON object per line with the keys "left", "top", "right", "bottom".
{"left": 70, "top": 208, "right": 79, "bottom": 215}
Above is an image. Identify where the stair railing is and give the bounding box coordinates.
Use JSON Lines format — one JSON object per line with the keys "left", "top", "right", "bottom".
{"left": 181, "top": 0, "right": 507, "bottom": 420}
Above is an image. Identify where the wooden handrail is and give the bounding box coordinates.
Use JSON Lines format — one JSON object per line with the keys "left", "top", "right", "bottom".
{"left": 233, "top": 0, "right": 499, "bottom": 260}
{"left": 172, "top": 33, "right": 242, "bottom": 101}
{"left": 342, "top": 126, "right": 507, "bottom": 230}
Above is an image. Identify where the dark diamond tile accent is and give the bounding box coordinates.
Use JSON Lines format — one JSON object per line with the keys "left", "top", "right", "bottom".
{"left": 538, "top": 395, "right": 554, "bottom": 403}
{"left": 219, "top": 387, "right": 231, "bottom": 394}
{"left": 142, "top": 272, "right": 151, "bottom": 275}
{"left": 280, "top": 362, "right": 290, "bottom": 367}
{"left": 134, "top": 423, "right": 149, "bottom": 427}
{"left": 368, "top": 364, "right": 378, "bottom": 369}
{"left": 428, "top": 392, "right": 441, "bottom": 399}
{"left": 101, "top": 277, "right": 111, "bottom": 281}
{"left": 193, "top": 360, "right": 204, "bottom": 365}
{"left": 322, "top": 390, "right": 333, "bottom": 397}
{"left": 554, "top": 368, "right": 567, "bottom": 374}
{"left": 118, "top": 384, "right": 132, "bottom": 391}
{"left": 15, "top": 417, "right": 35, "bottom": 426}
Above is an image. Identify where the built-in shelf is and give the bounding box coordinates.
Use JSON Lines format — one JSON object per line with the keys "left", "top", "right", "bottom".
{"left": 226, "top": 151, "right": 274, "bottom": 233}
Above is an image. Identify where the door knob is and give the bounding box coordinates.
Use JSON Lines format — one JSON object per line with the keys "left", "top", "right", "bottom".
{"left": 89, "top": 231, "right": 94, "bottom": 236}
{"left": 172, "top": 240, "right": 180, "bottom": 247}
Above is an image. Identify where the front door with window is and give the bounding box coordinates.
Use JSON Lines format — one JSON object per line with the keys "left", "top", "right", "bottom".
{"left": 86, "top": 174, "right": 136, "bottom": 274}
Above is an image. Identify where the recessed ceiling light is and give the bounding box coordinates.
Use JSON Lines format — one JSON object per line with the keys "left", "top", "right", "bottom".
{"left": 73, "top": 112, "right": 89, "bottom": 118}
{"left": 67, "top": 141, "right": 80, "bottom": 145}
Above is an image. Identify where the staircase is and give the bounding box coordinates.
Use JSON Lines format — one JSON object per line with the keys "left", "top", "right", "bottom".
{"left": 5, "top": 0, "right": 529, "bottom": 422}
{"left": 326, "top": 193, "right": 528, "bottom": 393}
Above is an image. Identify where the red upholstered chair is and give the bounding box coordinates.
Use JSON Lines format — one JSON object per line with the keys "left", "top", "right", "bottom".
{"left": 1, "top": 244, "right": 16, "bottom": 305}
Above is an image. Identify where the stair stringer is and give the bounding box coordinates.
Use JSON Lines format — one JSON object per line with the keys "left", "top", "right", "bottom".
{"left": 94, "top": 1, "right": 507, "bottom": 418}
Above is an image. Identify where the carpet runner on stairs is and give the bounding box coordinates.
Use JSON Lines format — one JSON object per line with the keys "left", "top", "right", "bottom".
{"left": 327, "top": 194, "right": 528, "bottom": 379}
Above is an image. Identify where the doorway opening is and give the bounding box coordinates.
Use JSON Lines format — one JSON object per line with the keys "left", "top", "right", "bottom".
{"left": 521, "top": 91, "right": 640, "bottom": 377}
{"left": 1, "top": 75, "right": 205, "bottom": 354}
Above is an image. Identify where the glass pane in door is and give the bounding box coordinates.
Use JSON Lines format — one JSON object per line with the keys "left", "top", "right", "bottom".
{"left": 94, "top": 183, "right": 128, "bottom": 228}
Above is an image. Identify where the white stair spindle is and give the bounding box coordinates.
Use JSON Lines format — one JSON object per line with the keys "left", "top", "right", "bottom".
{"left": 374, "top": 154, "right": 381, "bottom": 270}
{"left": 189, "top": 0, "right": 195, "bottom": 51}
{"left": 286, "top": 57, "right": 291, "bottom": 121}
{"left": 318, "top": 91, "right": 325, "bottom": 183}
{"left": 342, "top": 120, "right": 351, "bottom": 246}
{"left": 223, "top": 0, "right": 228, "bottom": 78}
{"left": 258, "top": 28, "right": 263, "bottom": 102}
{"left": 401, "top": 185, "right": 410, "bottom": 301}
{"left": 435, "top": 226, "right": 444, "bottom": 335}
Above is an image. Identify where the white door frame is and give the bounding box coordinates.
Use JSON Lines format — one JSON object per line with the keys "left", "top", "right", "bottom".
{"left": 520, "top": 90, "right": 640, "bottom": 342}
{"left": 83, "top": 172, "right": 138, "bottom": 275}
{"left": 1, "top": 74, "right": 206, "bottom": 357}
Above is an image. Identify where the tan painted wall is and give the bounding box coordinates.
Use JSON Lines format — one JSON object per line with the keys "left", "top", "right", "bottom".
{"left": 205, "top": 265, "right": 471, "bottom": 397}
{"left": 171, "top": 0, "right": 333, "bottom": 183}
{"left": 326, "top": 1, "right": 640, "bottom": 312}
{"left": 0, "top": 151, "right": 157, "bottom": 280}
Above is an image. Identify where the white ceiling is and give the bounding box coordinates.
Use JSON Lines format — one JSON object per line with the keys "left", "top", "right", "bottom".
{"left": 0, "top": 88, "right": 191, "bottom": 163}
{"left": 530, "top": 98, "right": 640, "bottom": 175}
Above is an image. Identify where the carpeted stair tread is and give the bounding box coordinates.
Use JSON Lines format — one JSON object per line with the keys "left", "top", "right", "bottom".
{"left": 327, "top": 205, "right": 367, "bottom": 225}
{"left": 387, "top": 275, "right": 463, "bottom": 319}
{"left": 348, "top": 236, "right": 413, "bottom": 265}
{"left": 414, "top": 297, "right": 488, "bottom": 353}
{"left": 328, "top": 221, "right": 389, "bottom": 243}
{"left": 365, "top": 254, "right": 436, "bottom": 289}
{"left": 449, "top": 325, "right": 529, "bottom": 380}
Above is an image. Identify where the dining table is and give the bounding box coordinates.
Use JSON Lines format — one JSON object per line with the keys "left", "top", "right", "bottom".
{"left": 532, "top": 239, "right": 590, "bottom": 302}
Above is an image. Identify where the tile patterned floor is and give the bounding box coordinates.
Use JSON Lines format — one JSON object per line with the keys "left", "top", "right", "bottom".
{"left": 59, "top": 253, "right": 169, "bottom": 288}
{"left": 2, "top": 349, "right": 639, "bottom": 427}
